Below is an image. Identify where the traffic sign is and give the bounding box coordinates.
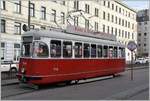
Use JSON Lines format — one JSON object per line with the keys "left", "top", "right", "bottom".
{"left": 127, "top": 41, "right": 137, "bottom": 51}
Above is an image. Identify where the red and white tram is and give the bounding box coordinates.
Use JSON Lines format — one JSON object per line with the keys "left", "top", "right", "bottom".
{"left": 17, "top": 29, "right": 125, "bottom": 85}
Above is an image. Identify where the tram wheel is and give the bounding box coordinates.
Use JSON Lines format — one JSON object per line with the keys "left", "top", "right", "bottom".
{"left": 65, "top": 80, "right": 72, "bottom": 85}
{"left": 74, "top": 80, "right": 79, "bottom": 84}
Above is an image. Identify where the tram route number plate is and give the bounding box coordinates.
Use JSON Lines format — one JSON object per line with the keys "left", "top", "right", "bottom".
{"left": 127, "top": 41, "right": 137, "bottom": 51}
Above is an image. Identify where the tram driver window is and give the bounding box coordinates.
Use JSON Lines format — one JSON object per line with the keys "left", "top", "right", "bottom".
{"left": 63, "top": 41, "right": 72, "bottom": 58}
{"left": 33, "top": 42, "right": 49, "bottom": 57}
{"left": 75, "top": 42, "right": 82, "bottom": 58}
{"left": 91, "top": 44, "right": 96, "bottom": 57}
{"left": 103, "top": 46, "right": 108, "bottom": 57}
{"left": 84, "top": 43, "right": 90, "bottom": 58}
{"left": 50, "top": 40, "right": 61, "bottom": 57}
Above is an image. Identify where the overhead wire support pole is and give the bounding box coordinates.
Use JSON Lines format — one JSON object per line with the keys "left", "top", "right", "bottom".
{"left": 28, "top": 0, "right": 30, "bottom": 31}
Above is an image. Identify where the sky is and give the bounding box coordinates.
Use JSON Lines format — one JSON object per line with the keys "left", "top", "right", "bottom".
{"left": 122, "top": 0, "right": 149, "bottom": 11}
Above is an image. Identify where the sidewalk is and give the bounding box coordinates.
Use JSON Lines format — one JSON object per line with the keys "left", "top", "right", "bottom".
{"left": 1, "top": 79, "right": 19, "bottom": 86}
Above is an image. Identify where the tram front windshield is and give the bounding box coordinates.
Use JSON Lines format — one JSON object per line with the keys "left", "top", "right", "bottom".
{"left": 21, "top": 42, "right": 32, "bottom": 57}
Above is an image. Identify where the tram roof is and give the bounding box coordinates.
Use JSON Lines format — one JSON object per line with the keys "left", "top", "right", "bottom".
{"left": 22, "top": 29, "right": 125, "bottom": 47}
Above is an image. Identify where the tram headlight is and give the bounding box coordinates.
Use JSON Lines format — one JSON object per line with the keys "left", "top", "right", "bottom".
{"left": 21, "top": 67, "right": 25, "bottom": 73}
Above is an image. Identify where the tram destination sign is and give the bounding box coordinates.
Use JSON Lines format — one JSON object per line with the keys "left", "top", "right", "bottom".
{"left": 127, "top": 41, "right": 137, "bottom": 51}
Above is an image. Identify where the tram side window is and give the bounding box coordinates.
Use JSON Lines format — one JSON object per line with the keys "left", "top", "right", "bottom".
{"left": 103, "top": 46, "right": 108, "bottom": 57}
{"left": 121, "top": 48, "right": 125, "bottom": 57}
{"left": 118, "top": 47, "right": 125, "bottom": 58}
{"left": 75, "top": 42, "right": 82, "bottom": 58}
{"left": 108, "top": 46, "right": 113, "bottom": 57}
{"left": 63, "top": 41, "right": 72, "bottom": 58}
{"left": 118, "top": 47, "right": 122, "bottom": 57}
{"left": 91, "top": 44, "right": 96, "bottom": 57}
{"left": 33, "top": 42, "right": 49, "bottom": 57}
{"left": 97, "top": 45, "right": 102, "bottom": 57}
{"left": 50, "top": 40, "right": 61, "bottom": 57}
{"left": 84, "top": 43, "right": 90, "bottom": 58}
{"left": 114, "top": 47, "right": 118, "bottom": 57}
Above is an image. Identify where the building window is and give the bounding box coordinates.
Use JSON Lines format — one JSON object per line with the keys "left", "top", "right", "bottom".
{"left": 144, "top": 44, "right": 146, "bottom": 46}
{"left": 14, "top": 43, "right": 21, "bottom": 61}
{"left": 30, "top": 25, "right": 34, "bottom": 29}
{"left": 1, "top": 42, "right": 5, "bottom": 60}
{"left": 61, "top": 12, "right": 65, "bottom": 24}
{"left": 41, "top": 6, "right": 46, "bottom": 20}
{"left": 128, "top": 12, "right": 130, "bottom": 17}
{"left": 74, "top": 0, "right": 79, "bottom": 10}
{"left": 119, "top": 29, "right": 121, "bottom": 37}
{"left": 111, "top": 27, "right": 113, "bottom": 34}
{"left": 132, "top": 24, "right": 134, "bottom": 29}
{"left": 107, "top": 26, "right": 109, "bottom": 34}
{"left": 60, "top": 1, "right": 65, "bottom": 5}
{"left": 85, "top": 4, "right": 90, "bottom": 13}
{"left": 85, "top": 19, "right": 89, "bottom": 29}
{"left": 128, "top": 32, "right": 130, "bottom": 39}
{"left": 30, "top": 3, "right": 35, "bottom": 17}
{"left": 144, "top": 21, "right": 147, "bottom": 25}
{"left": 138, "top": 44, "right": 141, "bottom": 46}
{"left": 103, "top": 11, "right": 105, "bottom": 20}
{"left": 41, "top": 26, "right": 46, "bottom": 29}
{"left": 74, "top": 16, "right": 78, "bottom": 26}
{"left": 115, "top": 28, "right": 117, "bottom": 36}
{"left": 108, "top": 13, "right": 110, "bottom": 21}
{"left": 132, "top": 33, "right": 134, "bottom": 39}
{"left": 14, "top": 1, "right": 21, "bottom": 14}
{"left": 112, "top": 4, "right": 114, "bottom": 10}
{"left": 1, "top": 19, "right": 6, "bottom": 33}
{"left": 144, "top": 33, "right": 147, "bottom": 36}
{"left": 139, "top": 22, "right": 141, "bottom": 25}
{"left": 108, "top": 1, "right": 110, "bottom": 8}
{"left": 1, "top": 0, "right": 5, "bottom": 10}
{"left": 14, "top": 22, "right": 21, "bottom": 35}
{"left": 119, "top": 18, "right": 121, "bottom": 25}
{"left": 95, "top": 8, "right": 99, "bottom": 17}
{"left": 111, "top": 15, "right": 114, "bottom": 22}
{"left": 51, "top": 9, "right": 56, "bottom": 22}
{"left": 125, "top": 20, "right": 127, "bottom": 27}
{"left": 138, "top": 33, "right": 141, "bottom": 36}
{"left": 122, "top": 30, "right": 124, "bottom": 37}
{"left": 119, "top": 7, "right": 121, "bottom": 13}
{"left": 94, "top": 22, "right": 98, "bottom": 31}
{"left": 125, "top": 31, "right": 127, "bottom": 38}
{"left": 116, "top": 5, "right": 118, "bottom": 12}
{"left": 128, "top": 22, "right": 130, "bottom": 28}
{"left": 122, "top": 19, "right": 124, "bottom": 26}
{"left": 115, "top": 16, "right": 117, "bottom": 24}
{"left": 103, "top": 1, "right": 105, "bottom": 6}
{"left": 103, "top": 24, "right": 105, "bottom": 33}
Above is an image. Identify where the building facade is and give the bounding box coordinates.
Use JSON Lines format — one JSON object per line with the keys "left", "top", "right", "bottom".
{"left": 0, "top": 0, "right": 137, "bottom": 62}
{"left": 137, "top": 9, "right": 149, "bottom": 57}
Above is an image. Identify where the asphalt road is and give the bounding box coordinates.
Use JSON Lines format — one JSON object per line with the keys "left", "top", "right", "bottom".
{"left": 2, "top": 67, "right": 149, "bottom": 100}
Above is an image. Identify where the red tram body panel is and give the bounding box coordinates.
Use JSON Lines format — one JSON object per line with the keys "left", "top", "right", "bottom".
{"left": 17, "top": 58, "right": 125, "bottom": 85}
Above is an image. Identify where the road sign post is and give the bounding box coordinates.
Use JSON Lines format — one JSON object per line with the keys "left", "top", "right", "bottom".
{"left": 127, "top": 41, "right": 137, "bottom": 80}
